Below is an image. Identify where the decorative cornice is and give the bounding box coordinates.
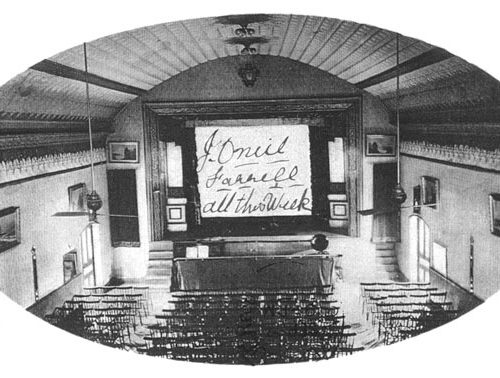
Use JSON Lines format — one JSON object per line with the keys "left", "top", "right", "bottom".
{"left": 401, "top": 140, "right": 500, "bottom": 171}
{"left": 0, "top": 132, "right": 107, "bottom": 150}
{"left": 401, "top": 122, "right": 500, "bottom": 137}
{"left": 0, "top": 148, "right": 106, "bottom": 184}
{"left": 145, "top": 98, "right": 356, "bottom": 117}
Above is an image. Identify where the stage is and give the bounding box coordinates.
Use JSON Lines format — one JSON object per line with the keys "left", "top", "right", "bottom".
{"left": 170, "top": 255, "right": 336, "bottom": 291}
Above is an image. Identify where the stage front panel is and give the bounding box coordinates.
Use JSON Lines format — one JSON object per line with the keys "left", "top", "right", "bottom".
{"left": 171, "top": 255, "right": 334, "bottom": 291}
{"left": 195, "top": 125, "right": 312, "bottom": 218}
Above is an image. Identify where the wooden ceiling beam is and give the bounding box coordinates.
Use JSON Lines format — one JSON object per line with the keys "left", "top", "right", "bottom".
{"left": 355, "top": 47, "right": 454, "bottom": 89}
{"left": 30, "top": 59, "right": 147, "bottom": 96}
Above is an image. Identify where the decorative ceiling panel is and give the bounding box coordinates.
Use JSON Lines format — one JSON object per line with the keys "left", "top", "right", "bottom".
{"left": 0, "top": 14, "right": 492, "bottom": 121}
{"left": 368, "top": 56, "right": 478, "bottom": 97}
{"left": 0, "top": 69, "right": 135, "bottom": 119}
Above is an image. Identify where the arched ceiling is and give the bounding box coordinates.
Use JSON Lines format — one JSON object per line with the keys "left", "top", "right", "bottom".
{"left": 0, "top": 14, "right": 495, "bottom": 123}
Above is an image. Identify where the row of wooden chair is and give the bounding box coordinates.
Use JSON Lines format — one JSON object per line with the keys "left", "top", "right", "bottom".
{"left": 377, "top": 309, "right": 458, "bottom": 344}
{"left": 359, "top": 282, "right": 457, "bottom": 345}
{"left": 45, "top": 286, "right": 151, "bottom": 349}
{"left": 140, "top": 286, "right": 362, "bottom": 364}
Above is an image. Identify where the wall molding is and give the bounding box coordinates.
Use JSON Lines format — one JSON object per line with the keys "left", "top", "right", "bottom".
{"left": 0, "top": 148, "right": 106, "bottom": 184}
{"left": 401, "top": 140, "right": 500, "bottom": 171}
{"left": 0, "top": 132, "right": 108, "bottom": 150}
{"left": 145, "top": 97, "right": 355, "bottom": 117}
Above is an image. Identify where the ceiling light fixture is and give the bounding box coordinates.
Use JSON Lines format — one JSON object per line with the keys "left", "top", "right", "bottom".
{"left": 238, "top": 62, "right": 260, "bottom": 87}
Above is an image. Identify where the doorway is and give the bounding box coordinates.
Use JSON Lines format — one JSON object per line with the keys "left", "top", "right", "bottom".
{"left": 372, "top": 163, "right": 399, "bottom": 242}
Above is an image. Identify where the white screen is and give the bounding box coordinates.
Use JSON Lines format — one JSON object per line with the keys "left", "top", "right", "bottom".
{"left": 195, "top": 125, "right": 312, "bottom": 218}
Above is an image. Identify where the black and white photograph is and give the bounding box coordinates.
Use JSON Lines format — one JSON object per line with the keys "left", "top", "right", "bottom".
{"left": 1, "top": 1, "right": 500, "bottom": 376}
{"left": 489, "top": 193, "right": 500, "bottom": 236}
{"left": 0, "top": 207, "right": 20, "bottom": 252}
{"left": 68, "top": 183, "right": 87, "bottom": 212}
{"left": 108, "top": 142, "right": 139, "bottom": 163}
{"left": 421, "top": 176, "right": 439, "bottom": 209}
{"left": 365, "top": 135, "right": 396, "bottom": 156}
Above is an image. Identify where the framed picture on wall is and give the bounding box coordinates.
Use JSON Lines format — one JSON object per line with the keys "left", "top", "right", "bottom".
{"left": 63, "top": 250, "right": 79, "bottom": 283}
{"left": 108, "top": 141, "right": 139, "bottom": 163}
{"left": 68, "top": 183, "right": 87, "bottom": 212}
{"left": 365, "top": 134, "right": 396, "bottom": 156}
{"left": 0, "top": 207, "right": 20, "bottom": 253}
{"left": 413, "top": 185, "right": 422, "bottom": 214}
{"left": 421, "top": 176, "right": 439, "bottom": 209}
{"left": 489, "top": 193, "right": 500, "bottom": 236}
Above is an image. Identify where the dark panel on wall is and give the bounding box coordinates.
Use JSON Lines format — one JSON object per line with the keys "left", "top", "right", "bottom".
{"left": 180, "top": 127, "right": 200, "bottom": 231}
{"left": 107, "top": 169, "right": 140, "bottom": 247}
{"left": 309, "top": 125, "right": 330, "bottom": 228}
{"left": 372, "top": 163, "right": 399, "bottom": 242}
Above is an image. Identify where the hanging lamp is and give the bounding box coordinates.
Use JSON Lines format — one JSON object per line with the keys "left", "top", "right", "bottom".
{"left": 83, "top": 42, "right": 103, "bottom": 221}
{"left": 392, "top": 34, "right": 407, "bottom": 204}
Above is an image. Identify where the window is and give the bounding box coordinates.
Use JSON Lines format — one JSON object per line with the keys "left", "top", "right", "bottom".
{"left": 409, "top": 215, "right": 430, "bottom": 282}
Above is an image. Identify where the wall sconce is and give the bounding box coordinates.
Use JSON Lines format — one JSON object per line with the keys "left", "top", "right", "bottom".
{"left": 238, "top": 62, "right": 259, "bottom": 87}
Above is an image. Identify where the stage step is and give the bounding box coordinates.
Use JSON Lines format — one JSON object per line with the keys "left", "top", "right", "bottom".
{"left": 146, "top": 244, "right": 173, "bottom": 283}
{"left": 148, "top": 259, "right": 172, "bottom": 275}
{"left": 150, "top": 241, "right": 174, "bottom": 251}
{"left": 373, "top": 241, "right": 402, "bottom": 281}
{"left": 376, "top": 264, "right": 400, "bottom": 273}
{"left": 375, "top": 242, "right": 396, "bottom": 251}
{"left": 375, "top": 249, "right": 396, "bottom": 258}
{"left": 375, "top": 271, "right": 405, "bottom": 281}
{"left": 149, "top": 259, "right": 171, "bottom": 268}
{"left": 149, "top": 250, "right": 173, "bottom": 261}
{"left": 376, "top": 255, "right": 398, "bottom": 265}
{"left": 144, "top": 277, "right": 170, "bottom": 288}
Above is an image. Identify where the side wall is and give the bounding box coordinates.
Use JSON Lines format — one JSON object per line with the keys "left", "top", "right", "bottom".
{"left": 398, "top": 155, "right": 500, "bottom": 300}
{"left": 0, "top": 164, "right": 112, "bottom": 308}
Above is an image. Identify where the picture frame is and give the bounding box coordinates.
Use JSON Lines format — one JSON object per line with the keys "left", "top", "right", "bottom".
{"left": 167, "top": 205, "right": 186, "bottom": 223}
{"left": 329, "top": 202, "right": 349, "bottom": 220}
{"left": 365, "top": 134, "right": 396, "bottom": 156}
{"left": 421, "top": 176, "right": 439, "bottom": 209}
{"left": 413, "top": 185, "right": 422, "bottom": 214}
{"left": 68, "top": 183, "right": 87, "bottom": 212}
{"left": 0, "top": 207, "right": 21, "bottom": 253}
{"left": 63, "top": 250, "right": 78, "bottom": 283}
{"left": 489, "top": 193, "right": 500, "bottom": 236}
{"left": 108, "top": 141, "right": 139, "bottom": 163}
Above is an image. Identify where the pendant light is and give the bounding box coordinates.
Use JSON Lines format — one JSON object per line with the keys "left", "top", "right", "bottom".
{"left": 83, "top": 42, "right": 103, "bottom": 221}
{"left": 392, "top": 34, "right": 407, "bottom": 205}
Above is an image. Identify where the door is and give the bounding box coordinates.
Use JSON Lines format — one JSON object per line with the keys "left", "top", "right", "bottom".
{"left": 372, "top": 163, "right": 399, "bottom": 242}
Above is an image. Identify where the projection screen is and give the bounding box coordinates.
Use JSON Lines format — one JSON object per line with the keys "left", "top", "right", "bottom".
{"left": 195, "top": 125, "right": 312, "bottom": 218}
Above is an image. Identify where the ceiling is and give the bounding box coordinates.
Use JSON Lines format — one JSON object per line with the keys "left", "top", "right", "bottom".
{"left": 0, "top": 14, "right": 496, "bottom": 123}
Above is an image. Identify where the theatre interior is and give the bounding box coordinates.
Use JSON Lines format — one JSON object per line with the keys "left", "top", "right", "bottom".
{"left": 0, "top": 14, "right": 499, "bottom": 364}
